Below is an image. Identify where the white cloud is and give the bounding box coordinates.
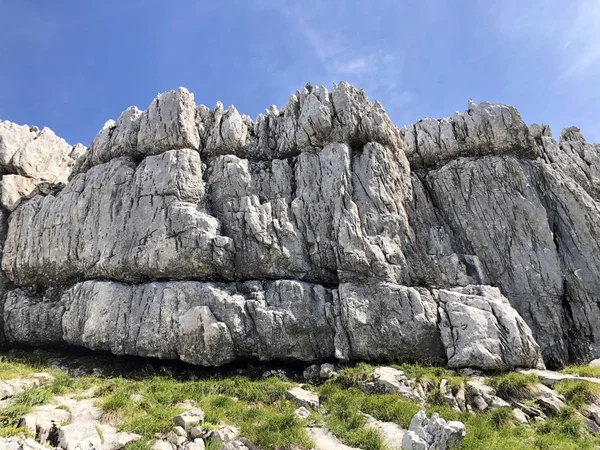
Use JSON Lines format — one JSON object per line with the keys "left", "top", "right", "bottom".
{"left": 275, "top": 1, "right": 410, "bottom": 113}
{"left": 485, "top": 0, "right": 600, "bottom": 80}
{"left": 561, "top": 1, "right": 600, "bottom": 79}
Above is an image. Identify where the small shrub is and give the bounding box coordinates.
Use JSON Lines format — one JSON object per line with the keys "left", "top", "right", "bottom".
{"left": 426, "top": 388, "right": 445, "bottom": 406}
{"left": 336, "top": 363, "right": 374, "bottom": 388}
{"left": 99, "top": 391, "right": 131, "bottom": 411}
{"left": 554, "top": 380, "right": 600, "bottom": 407}
{"left": 11, "top": 387, "right": 53, "bottom": 408}
{"left": 0, "top": 425, "right": 31, "bottom": 438}
{"left": 489, "top": 407, "right": 512, "bottom": 429}
{"left": 487, "top": 372, "right": 538, "bottom": 400}
{"left": 561, "top": 365, "right": 600, "bottom": 379}
{"left": 0, "top": 404, "right": 31, "bottom": 426}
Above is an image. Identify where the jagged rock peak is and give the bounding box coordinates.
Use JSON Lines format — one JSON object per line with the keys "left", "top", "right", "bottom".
{"left": 560, "top": 126, "right": 587, "bottom": 143}
{"left": 70, "top": 82, "right": 402, "bottom": 177}
{"left": 399, "top": 99, "right": 539, "bottom": 169}
{"left": 0, "top": 120, "right": 85, "bottom": 211}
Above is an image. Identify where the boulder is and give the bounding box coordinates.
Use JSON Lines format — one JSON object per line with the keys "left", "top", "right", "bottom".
{"left": 174, "top": 408, "right": 205, "bottom": 431}
{"left": 437, "top": 286, "right": 544, "bottom": 370}
{"left": 363, "top": 414, "right": 405, "bottom": 449}
{"left": 287, "top": 387, "right": 319, "bottom": 409}
{"left": 294, "top": 406, "right": 311, "bottom": 419}
{"left": 512, "top": 408, "right": 529, "bottom": 424}
{"left": 401, "top": 410, "right": 465, "bottom": 450}
{"left": 58, "top": 420, "right": 140, "bottom": 450}
{"left": 358, "top": 367, "right": 425, "bottom": 403}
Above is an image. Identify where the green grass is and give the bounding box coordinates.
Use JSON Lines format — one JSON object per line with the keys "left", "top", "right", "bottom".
{"left": 86, "top": 374, "right": 312, "bottom": 450}
{"left": 487, "top": 372, "right": 539, "bottom": 400}
{"left": 2, "top": 353, "right": 600, "bottom": 450}
{"left": 561, "top": 365, "right": 600, "bottom": 378}
{"left": 335, "top": 362, "right": 375, "bottom": 388}
{"left": 554, "top": 379, "right": 600, "bottom": 408}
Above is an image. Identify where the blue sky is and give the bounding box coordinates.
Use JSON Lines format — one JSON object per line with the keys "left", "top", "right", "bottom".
{"left": 0, "top": 0, "right": 598, "bottom": 146}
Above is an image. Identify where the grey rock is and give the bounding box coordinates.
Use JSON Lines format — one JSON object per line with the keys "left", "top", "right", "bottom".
{"left": 302, "top": 364, "right": 320, "bottom": 383}
{"left": 59, "top": 279, "right": 334, "bottom": 364}
{"left": 0, "top": 437, "right": 47, "bottom": 450}
{"left": 287, "top": 387, "right": 319, "bottom": 409}
{"left": 363, "top": 414, "right": 405, "bottom": 449}
{"left": 0, "top": 122, "right": 77, "bottom": 182}
{"left": 512, "top": 408, "right": 529, "bottom": 424}
{"left": 189, "top": 427, "right": 205, "bottom": 440}
{"left": 465, "top": 380, "right": 496, "bottom": 403}
{"left": 173, "top": 426, "right": 187, "bottom": 437}
{"left": 490, "top": 396, "right": 511, "bottom": 409}
{"left": 209, "top": 425, "right": 240, "bottom": 444}
{"left": 437, "top": 285, "right": 544, "bottom": 370}
{"left": 185, "top": 439, "right": 205, "bottom": 450}
{"left": 305, "top": 427, "right": 360, "bottom": 450}
{"left": 335, "top": 283, "right": 444, "bottom": 363}
{"left": 519, "top": 369, "right": 600, "bottom": 387}
{"left": 3, "top": 84, "right": 600, "bottom": 370}
{"left": 359, "top": 367, "right": 425, "bottom": 403}
{"left": 582, "top": 404, "right": 600, "bottom": 426}
{"left": 320, "top": 363, "right": 337, "bottom": 379}
{"left": 294, "top": 406, "right": 311, "bottom": 419}
{"left": 401, "top": 410, "right": 465, "bottom": 450}
{"left": 534, "top": 383, "right": 567, "bottom": 415}
{"left": 576, "top": 411, "right": 600, "bottom": 433}
{"left": 138, "top": 87, "right": 200, "bottom": 154}
{"left": 0, "top": 174, "right": 40, "bottom": 211}
{"left": 0, "top": 377, "right": 40, "bottom": 400}
{"left": 220, "top": 440, "right": 249, "bottom": 450}
{"left": 454, "top": 385, "right": 466, "bottom": 412}
{"left": 173, "top": 409, "right": 205, "bottom": 431}
{"left": 400, "top": 100, "right": 538, "bottom": 169}
{"left": 152, "top": 442, "right": 174, "bottom": 450}
{"left": 471, "top": 396, "right": 489, "bottom": 411}
{"left": 58, "top": 420, "right": 140, "bottom": 450}
{"left": 3, "top": 150, "right": 234, "bottom": 286}
{"left": 590, "top": 359, "right": 600, "bottom": 367}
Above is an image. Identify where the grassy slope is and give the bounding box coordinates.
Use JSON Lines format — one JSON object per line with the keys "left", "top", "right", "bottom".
{"left": 0, "top": 354, "right": 599, "bottom": 449}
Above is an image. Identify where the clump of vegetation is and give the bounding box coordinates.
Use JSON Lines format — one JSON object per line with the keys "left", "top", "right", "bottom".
{"left": 561, "top": 365, "right": 600, "bottom": 379}
{"left": 489, "top": 407, "right": 512, "bottom": 429}
{"left": 554, "top": 379, "right": 600, "bottom": 407}
{"left": 487, "top": 372, "right": 539, "bottom": 400}
{"left": 426, "top": 387, "right": 446, "bottom": 406}
{"left": 335, "top": 362, "right": 375, "bottom": 388}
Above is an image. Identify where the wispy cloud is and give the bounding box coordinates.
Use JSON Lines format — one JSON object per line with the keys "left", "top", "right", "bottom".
{"left": 561, "top": 1, "right": 600, "bottom": 79}
{"left": 485, "top": 0, "right": 600, "bottom": 80}
{"left": 275, "top": 1, "right": 411, "bottom": 113}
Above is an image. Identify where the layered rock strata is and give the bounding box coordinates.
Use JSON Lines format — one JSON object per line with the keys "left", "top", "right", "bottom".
{"left": 0, "top": 84, "right": 598, "bottom": 369}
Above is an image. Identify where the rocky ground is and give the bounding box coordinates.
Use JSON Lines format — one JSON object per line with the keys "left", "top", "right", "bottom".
{"left": 0, "top": 351, "right": 599, "bottom": 449}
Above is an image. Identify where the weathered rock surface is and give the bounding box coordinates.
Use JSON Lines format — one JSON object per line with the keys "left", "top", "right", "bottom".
{"left": 1, "top": 84, "right": 600, "bottom": 369}
{"left": 363, "top": 414, "right": 405, "bottom": 449}
{"left": 437, "top": 285, "right": 544, "bottom": 370}
{"left": 305, "top": 427, "right": 360, "bottom": 450}
{"left": 401, "top": 410, "right": 465, "bottom": 450}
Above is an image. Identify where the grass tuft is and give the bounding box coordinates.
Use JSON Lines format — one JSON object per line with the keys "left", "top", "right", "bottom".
{"left": 487, "top": 372, "right": 539, "bottom": 400}
{"left": 561, "top": 365, "right": 600, "bottom": 379}
{"left": 554, "top": 380, "right": 600, "bottom": 407}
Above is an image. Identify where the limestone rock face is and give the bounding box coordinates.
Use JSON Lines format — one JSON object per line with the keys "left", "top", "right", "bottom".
{"left": 0, "top": 84, "right": 599, "bottom": 370}
{"left": 437, "top": 286, "right": 544, "bottom": 370}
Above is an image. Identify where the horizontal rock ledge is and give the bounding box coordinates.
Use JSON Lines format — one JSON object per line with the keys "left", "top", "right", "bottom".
{"left": 3, "top": 279, "right": 543, "bottom": 370}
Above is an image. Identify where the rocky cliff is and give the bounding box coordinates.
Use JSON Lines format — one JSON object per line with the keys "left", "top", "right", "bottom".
{"left": 1, "top": 83, "right": 598, "bottom": 370}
